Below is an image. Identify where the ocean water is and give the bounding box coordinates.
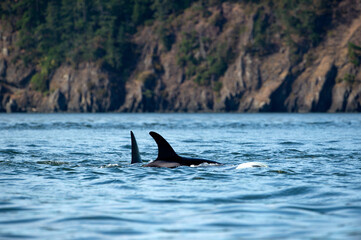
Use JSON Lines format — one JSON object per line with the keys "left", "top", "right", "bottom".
{"left": 0, "top": 113, "right": 360, "bottom": 239}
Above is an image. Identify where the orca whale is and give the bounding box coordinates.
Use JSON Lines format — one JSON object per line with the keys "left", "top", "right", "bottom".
{"left": 130, "top": 131, "right": 220, "bottom": 168}
{"left": 130, "top": 131, "right": 142, "bottom": 164}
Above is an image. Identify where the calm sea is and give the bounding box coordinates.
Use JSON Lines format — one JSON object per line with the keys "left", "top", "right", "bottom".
{"left": 0, "top": 113, "right": 361, "bottom": 239}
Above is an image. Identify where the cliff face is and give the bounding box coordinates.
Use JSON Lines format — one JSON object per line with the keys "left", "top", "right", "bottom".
{"left": 0, "top": 27, "right": 125, "bottom": 112}
{"left": 1, "top": 1, "right": 361, "bottom": 113}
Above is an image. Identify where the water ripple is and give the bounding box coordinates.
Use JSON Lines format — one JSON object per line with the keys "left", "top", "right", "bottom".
{"left": 0, "top": 206, "right": 32, "bottom": 213}
{"left": 53, "top": 215, "right": 157, "bottom": 225}
{"left": 0, "top": 218, "right": 45, "bottom": 225}
{"left": 0, "top": 149, "right": 23, "bottom": 155}
{"left": 279, "top": 205, "right": 361, "bottom": 215}
{"left": 1, "top": 113, "right": 360, "bottom": 239}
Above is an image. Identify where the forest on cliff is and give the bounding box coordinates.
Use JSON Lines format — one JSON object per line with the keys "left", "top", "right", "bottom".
{"left": 0, "top": 0, "right": 360, "bottom": 112}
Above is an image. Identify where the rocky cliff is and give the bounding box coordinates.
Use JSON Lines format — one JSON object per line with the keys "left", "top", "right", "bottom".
{"left": 1, "top": 1, "right": 361, "bottom": 112}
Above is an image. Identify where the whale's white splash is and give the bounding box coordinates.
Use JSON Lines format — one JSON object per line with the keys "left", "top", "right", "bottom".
{"left": 236, "top": 162, "right": 268, "bottom": 169}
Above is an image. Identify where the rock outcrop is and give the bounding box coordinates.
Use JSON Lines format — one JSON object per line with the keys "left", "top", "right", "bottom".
{"left": 0, "top": 1, "right": 361, "bottom": 113}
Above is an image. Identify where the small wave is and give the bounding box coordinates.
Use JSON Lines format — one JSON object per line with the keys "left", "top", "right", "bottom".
{"left": 0, "top": 206, "right": 32, "bottom": 213}
{"left": 211, "top": 186, "right": 314, "bottom": 202}
{"left": 0, "top": 122, "right": 119, "bottom": 130}
{"left": 279, "top": 205, "right": 361, "bottom": 215}
{"left": 37, "top": 160, "right": 69, "bottom": 166}
{"left": 279, "top": 141, "right": 304, "bottom": 146}
{"left": 0, "top": 178, "right": 25, "bottom": 182}
{"left": 0, "top": 217, "right": 45, "bottom": 225}
{"left": 230, "top": 152, "right": 241, "bottom": 156}
{"left": 206, "top": 222, "right": 251, "bottom": 228}
{"left": 122, "top": 144, "right": 131, "bottom": 149}
{"left": 26, "top": 144, "right": 38, "bottom": 148}
{"left": 54, "top": 215, "right": 155, "bottom": 224}
{"left": 306, "top": 121, "right": 333, "bottom": 126}
{"left": 0, "top": 233, "right": 35, "bottom": 239}
{"left": 145, "top": 198, "right": 186, "bottom": 204}
{"left": 0, "top": 149, "right": 23, "bottom": 155}
{"left": 293, "top": 153, "right": 323, "bottom": 159}
{"left": 56, "top": 167, "right": 77, "bottom": 172}
{"left": 98, "top": 229, "right": 144, "bottom": 236}
{"left": 92, "top": 179, "right": 125, "bottom": 185}
{"left": 68, "top": 152, "right": 93, "bottom": 156}
{"left": 54, "top": 215, "right": 123, "bottom": 222}
{"left": 268, "top": 169, "right": 296, "bottom": 175}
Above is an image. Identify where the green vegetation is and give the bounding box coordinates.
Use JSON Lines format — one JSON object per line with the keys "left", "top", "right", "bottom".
{"left": 213, "top": 81, "right": 223, "bottom": 92}
{"left": 0, "top": 0, "right": 210, "bottom": 92}
{"left": 244, "top": 0, "right": 341, "bottom": 61}
{"left": 177, "top": 31, "right": 199, "bottom": 77}
{"left": 246, "top": 7, "right": 277, "bottom": 56}
{"left": 194, "top": 43, "right": 229, "bottom": 86}
{"left": 348, "top": 42, "right": 361, "bottom": 66}
{"left": 0, "top": 0, "right": 343, "bottom": 92}
{"left": 339, "top": 73, "right": 356, "bottom": 84}
{"left": 175, "top": 0, "right": 341, "bottom": 86}
{"left": 275, "top": 0, "right": 330, "bottom": 45}
{"left": 0, "top": 0, "right": 164, "bottom": 92}
{"left": 176, "top": 30, "right": 231, "bottom": 90}
{"left": 176, "top": 22, "right": 241, "bottom": 90}
{"left": 158, "top": 23, "right": 175, "bottom": 51}
{"left": 137, "top": 70, "right": 157, "bottom": 101}
{"left": 30, "top": 56, "right": 58, "bottom": 92}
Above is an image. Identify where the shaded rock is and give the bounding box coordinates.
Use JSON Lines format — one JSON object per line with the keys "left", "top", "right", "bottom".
{"left": 0, "top": 59, "right": 6, "bottom": 78}
{"left": 286, "top": 57, "right": 337, "bottom": 112}
{"left": 0, "top": 85, "right": 8, "bottom": 112}
{"left": 4, "top": 61, "right": 35, "bottom": 87}
{"left": 49, "top": 63, "right": 125, "bottom": 112}
{"left": 329, "top": 82, "right": 352, "bottom": 112}
{"left": 5, "top": 98, "right": 17, "bottom": 113}
{"left": 312, "top": 64, "right": 337, "bottom": 112}
{"left": 48, "top": 89, "right": 67, "bottom": 112}
{"left": 345, "top": 84, "right": 361, "bottom": 111}
{"left": 7, "top": 90, "right": 43, "bottom": 112}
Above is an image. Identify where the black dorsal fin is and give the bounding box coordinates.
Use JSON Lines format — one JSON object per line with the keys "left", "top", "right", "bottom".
{"left": 130, "top": 131, "right": 142, "bottom": 164}
{"left": 149, "top": 131, "right": 179, "bottom": 160}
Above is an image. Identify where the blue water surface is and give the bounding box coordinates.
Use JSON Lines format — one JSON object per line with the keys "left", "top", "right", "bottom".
{"left": 0, "top": 113, "right": 360, "bottom": 239}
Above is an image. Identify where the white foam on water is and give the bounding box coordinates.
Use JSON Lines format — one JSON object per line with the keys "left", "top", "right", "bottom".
{"left": 236, "top": 162, "right": 268, "bottom": 169}
{"left": 100, "top": 164, "right": 120, "bottom": 168}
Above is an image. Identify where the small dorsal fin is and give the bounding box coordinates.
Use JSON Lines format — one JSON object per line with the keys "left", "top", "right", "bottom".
{"left": 149, "top": 131, "right": 179, "bottom": 160}
{"left": 131, "top": 131, "right": 142, "bottom": 164}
